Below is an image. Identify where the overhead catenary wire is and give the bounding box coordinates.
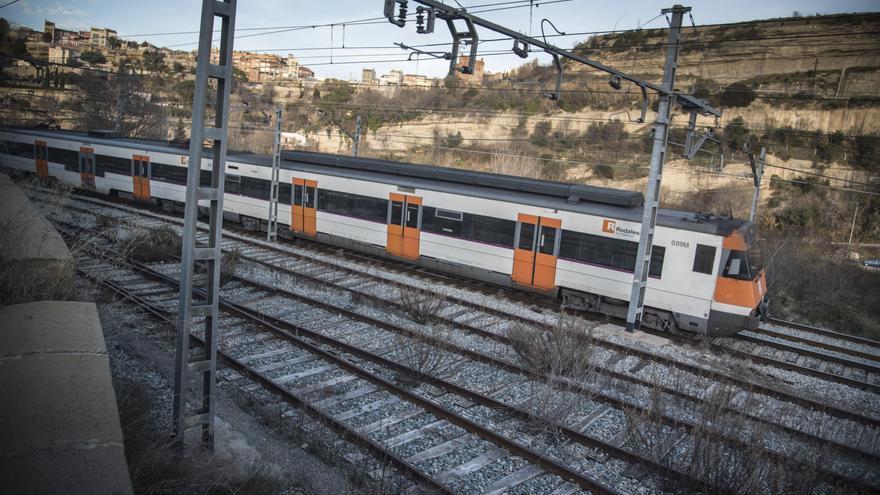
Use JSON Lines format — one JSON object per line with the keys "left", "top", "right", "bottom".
{"left": 155, "top": 0, "right": 573, "bottom": 49}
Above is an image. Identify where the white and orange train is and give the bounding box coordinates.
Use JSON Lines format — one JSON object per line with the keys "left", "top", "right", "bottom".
{"left": 0, "top": 127, "right": 769, "bottom": 335}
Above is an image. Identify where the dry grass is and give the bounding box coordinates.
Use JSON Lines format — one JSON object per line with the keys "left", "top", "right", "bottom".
{"left": 396, "top": 286, "right": 448, "bottom": 325}
{"left": 116, "top": 381, "right": 285, "bottom": 495}
{"left": 390, "top": 325, "right": 456, "bottom": 387}
{"left": 120, "top": 224, "right": 182, "bottom": 263}
{"left": 0, "top": 206, "right": 74, "bottom": 305}
{"left": 622, "top": 379, "right": 829, "bottom": 493}
{"left": 507, "top": 315, "right": 598, "bottom": 380}
{"left": 508, "top": 316, "right": 599, "bottom": 436}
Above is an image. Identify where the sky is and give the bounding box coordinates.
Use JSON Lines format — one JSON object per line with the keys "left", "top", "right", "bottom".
{"left": 3, "top": 0, "right": 878, "bottom": 80}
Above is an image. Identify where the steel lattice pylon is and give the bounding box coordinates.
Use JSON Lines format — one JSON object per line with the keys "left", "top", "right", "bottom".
{"left": 267, "top": 107, "right": 283, "bottom": 242}
{"left": 174, "top": 0, "right": 237, "bottom": 450}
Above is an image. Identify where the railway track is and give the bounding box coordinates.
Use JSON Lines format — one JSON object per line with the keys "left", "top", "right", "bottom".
{"left": 711, "top": 332, "right": 880, "bottom": 394}
{"left": 53, "top": 209, "right": 880, "bottom": 491}
{"left": 75, "top": 250, "right": 619, "bottom": 495}
{"left": 760, "top": 319, "right": 880, "bottom": 363}
{"left": 38, "top": 191, "right": 880, "bottom": 416}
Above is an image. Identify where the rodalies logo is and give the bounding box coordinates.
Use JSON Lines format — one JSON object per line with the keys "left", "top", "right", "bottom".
{"left": 602, "top": 219, "right": 639, "bottom": 237}
{"left": 602, "top": 219, "right": 616, "bottom": 234}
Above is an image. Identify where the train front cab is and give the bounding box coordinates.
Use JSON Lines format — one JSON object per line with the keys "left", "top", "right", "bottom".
{"left": 708, "top": 226, "right": 768, "bottom": 336}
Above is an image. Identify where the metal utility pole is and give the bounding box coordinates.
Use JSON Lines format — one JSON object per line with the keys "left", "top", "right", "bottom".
{"left": 624, "top": 5, "right": 688, "bottom": 333}
{"left": 174, "top": 0, "right": 237, "bottom": 450}
{"left": 748, "top": 146, "right": 766, "bottom": 222}
{"left": 267, "top": 107, "right": 283, "bottom": 242}
{"left": 352, "top": 114, "right": 362, "bottom": 157}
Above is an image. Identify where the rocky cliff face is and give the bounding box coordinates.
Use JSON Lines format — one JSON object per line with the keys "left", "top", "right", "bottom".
{"left": 573, "top": 13, "right": 880, "bottom": 86}
{"left": 302, "top": 12, "right": 879, "bottom": 199}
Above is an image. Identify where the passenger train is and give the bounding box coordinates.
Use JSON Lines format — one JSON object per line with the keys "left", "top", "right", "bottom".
{"left": 0, "top": 127, "right": 768, "bottom": 336}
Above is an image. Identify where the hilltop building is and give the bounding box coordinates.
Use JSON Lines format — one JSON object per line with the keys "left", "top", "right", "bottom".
{"left": 89, "top": 27, "right": 117, "bottom": 48}
{"left": 379, "top": 69, "right": 404, "bottom": 85}
{"left": 362, "top": 68, "right": 377, "bottom": 84}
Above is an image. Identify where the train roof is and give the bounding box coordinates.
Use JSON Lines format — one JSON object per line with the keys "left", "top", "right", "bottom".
{"left": 282, "top": 150, "right": 644, "bottom": 208}
{"left": 2, "top": 127, "right": 749, "bottom": 237}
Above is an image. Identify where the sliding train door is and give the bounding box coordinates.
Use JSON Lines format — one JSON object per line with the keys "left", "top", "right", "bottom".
{"left": 512, "top": 214, "right": 560, "bottom": 290}
{"left": 78, "top": 147, "right": 96, "bottom": 189}
{"left": 34, "top": 141, "right": 48, "bottom": 178}
{"left": 387, "top": 193, "right": 421, "bottom": 260}
{"left": 132, "top": 155, "right": 151, "bottom": 200}
{"left": 291, "top": 178, "right": 317, "bottom": 236}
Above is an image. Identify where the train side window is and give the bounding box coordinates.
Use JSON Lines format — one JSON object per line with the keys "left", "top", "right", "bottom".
{"left": 538, "top": 225, "right": 556, "bottom": 255}
{"left": 558, "top": 229, "right": 664, "bottom": 277}
{"left": 304, "top": 185, "right": 316, "bottom": 209}
{"left": 389, "top": 201, "right": 403, "bottom": 226}
{"left": 293, "top": 184, "right": 303, "bottom": 205}
{"left": 405, "top": 202, "right": 420, "bottom": 228}
{"left": 433, "top": 208, "right": 462, "bottom": 236}
{"left": 693, "top": 244, "right": 716, "bottom": 275}
{"left": 152, "top": 163, "right": 187, "bottom": 184}
{"left": 241, "top": 176, "right": 269, "bottom": 201}
{"left": 96, "top": 154, "right": 130, "bottom": 177}
{"left": 317, "top": 189, "right": 387, "bottom": 222}
{"left": 461, "top": 215, "right": 515, "bottom": 247}
{"left": 7, "top": 141, "right": 35, "bottom": 158}
{"left": 518, "top": 223, "right": 535, "bottom": 250}
{"left": 48, "top": 147, "right": 78, "bottom": 171}
{"left": 436, "top": 209, "right": 462, "bottom": 221}
{"left": 649, "top": 247, "right": 665, "bottom": 278}
{"left": 225, "top": 174, "right": 241, "bottom": 195}
{"left": 278, "top": 183, "right": 291, "bottom": 205}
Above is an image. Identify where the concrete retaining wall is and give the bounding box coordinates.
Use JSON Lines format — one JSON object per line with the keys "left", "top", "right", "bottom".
{"left": 0, "top": 301, "right": 133, "bottom": 494}
{"left": 0, "top": 173, "right": 75, "bottom": 304}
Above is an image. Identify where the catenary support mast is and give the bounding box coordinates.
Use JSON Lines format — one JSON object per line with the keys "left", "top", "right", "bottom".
{"left": 267, "top": 106, "right": 283, "bottom": 242}
{"left": 624, "top": 5, "right": 688, "bottom": 332}
{"left": 174, "top": 0, "right": 237, "bottom": 450}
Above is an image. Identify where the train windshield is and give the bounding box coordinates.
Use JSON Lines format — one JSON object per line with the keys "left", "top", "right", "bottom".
{"left": 723, "top": 246, "right": 763, "bottom": 281}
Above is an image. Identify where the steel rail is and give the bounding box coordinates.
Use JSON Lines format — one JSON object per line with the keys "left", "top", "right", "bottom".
{"left": 706, "top": 337, "right": 880, "bottom": 395}
{"left": 738, "top": 333, "right": 880, "bottom": 375}
{"left": 60, "top": 212, "right": 880, "bottom": 469}
{"left": 765, "top": 318, "right": 880, "bottom": 354}
{"left": 75, "top": 265, "right": 453, "bottom": 494}
{"left": 42, "top": 190, "right": 880, "bottom": 430}
{"left": 223, "top": 267, "right": 880, "bottom": 480}
{"left": 71, "top": 244, "right": 621, "bottom": 495}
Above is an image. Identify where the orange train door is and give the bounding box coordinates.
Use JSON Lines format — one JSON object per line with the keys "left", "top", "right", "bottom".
{"left": 386, "top": 193, "right": 421, "bottom": 260}
{"left": 34, "top": 141, "right": 48, "bottom": 178}
{"left": 132, "top": 155, "right": 151, "bottom": 200}
{"left": 78, "top": 147, "right": 96, "bottom": 190}
{"left": 511, "top": 214, "right": 561, "bottom": 290}
{"left": 291, "top": 178, "right": 317, "bottom": 236}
